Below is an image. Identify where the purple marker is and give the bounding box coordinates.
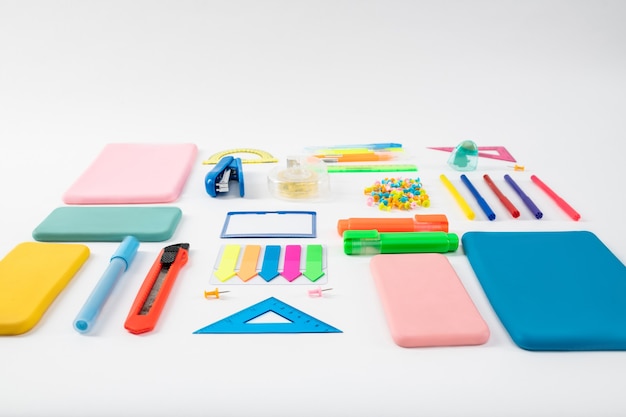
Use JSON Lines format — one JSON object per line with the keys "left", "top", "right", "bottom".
{"left": 504, "top": 175, "right": 543, "bottom": 219}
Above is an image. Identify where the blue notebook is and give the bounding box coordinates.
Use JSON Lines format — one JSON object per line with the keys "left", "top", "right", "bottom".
{"left": 462, "top": 231, "right": 626, "bottom": 351}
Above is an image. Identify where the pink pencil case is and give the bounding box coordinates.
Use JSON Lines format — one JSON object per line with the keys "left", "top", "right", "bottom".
{"left": 371, "top": 253, "right": 489, "bottom": 348}
{"left": 62, "top": 143, "right": 198, "bottom": 204}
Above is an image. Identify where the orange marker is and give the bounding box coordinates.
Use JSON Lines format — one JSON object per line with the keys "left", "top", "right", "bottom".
{"left": 315, "top": 152, "right": 395, "bottom": 163}
{"left": 336, "top": 214, "right": 448, "bottom": 236}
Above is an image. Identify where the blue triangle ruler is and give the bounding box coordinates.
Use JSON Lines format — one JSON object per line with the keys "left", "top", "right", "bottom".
{"left": 193, "top": 297, "right": 342, "bottom": 334}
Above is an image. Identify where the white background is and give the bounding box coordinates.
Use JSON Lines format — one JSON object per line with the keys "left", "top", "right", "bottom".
{"left": 1, "top": 1, "right": 626, "bottom": 416}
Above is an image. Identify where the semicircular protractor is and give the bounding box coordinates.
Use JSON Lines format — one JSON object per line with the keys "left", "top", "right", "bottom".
{"left": 202, "top": 148, "right": 278, "bottom": 164}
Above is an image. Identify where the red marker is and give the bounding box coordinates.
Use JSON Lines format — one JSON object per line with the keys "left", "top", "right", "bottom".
{"left": 483, "top": 174, "right": 520, "bottom": 218}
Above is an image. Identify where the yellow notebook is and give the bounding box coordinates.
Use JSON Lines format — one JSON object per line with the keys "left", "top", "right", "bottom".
{"left": 0, "top": 242, "right": 90, "bottom": 335}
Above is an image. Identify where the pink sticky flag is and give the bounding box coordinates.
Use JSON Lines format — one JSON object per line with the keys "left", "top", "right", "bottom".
{"left": 281, "top": 245, "right": 302, "bottom": 282}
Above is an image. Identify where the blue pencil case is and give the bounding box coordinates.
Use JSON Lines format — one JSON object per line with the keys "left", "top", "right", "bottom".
{"left": 462, "top": 231, "right": 626, "bottom": 351}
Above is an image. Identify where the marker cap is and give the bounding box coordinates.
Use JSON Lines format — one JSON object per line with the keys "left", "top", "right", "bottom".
{"left": 110, "top": 236, "right": 140, "bottom": 271}
{"left": 412, "top": 214, "right": 449, "bottom": 232}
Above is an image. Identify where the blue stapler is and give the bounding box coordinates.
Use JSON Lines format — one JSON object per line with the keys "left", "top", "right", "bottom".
{"left": 205, "top": 156, "right": 245, "bottom": 197}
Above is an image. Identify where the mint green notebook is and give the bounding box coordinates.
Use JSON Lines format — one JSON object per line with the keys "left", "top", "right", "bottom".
{"left": 32, "top": 207, "right": 182, "bottom": 242}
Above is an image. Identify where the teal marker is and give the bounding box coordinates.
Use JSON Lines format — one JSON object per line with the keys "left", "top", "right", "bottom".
{"left": 343, "top": 230, "right": 459, "bottom": 255}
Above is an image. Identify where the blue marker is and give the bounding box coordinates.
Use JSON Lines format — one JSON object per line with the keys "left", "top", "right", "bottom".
{"left": 460, "top": 175, "right": 496, "bottom": 221}
{"left": 73, "top": 236, "right": 140, "bottom": 333}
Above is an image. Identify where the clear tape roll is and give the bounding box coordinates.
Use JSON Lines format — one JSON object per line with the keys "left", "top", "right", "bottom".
{"left": 268, "top": 156, "right": 330, "bottom": 201}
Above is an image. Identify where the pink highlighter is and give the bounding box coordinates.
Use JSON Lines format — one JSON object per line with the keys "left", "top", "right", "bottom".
{"left": 530, "top": 175, "right": 581, "bottom": 221}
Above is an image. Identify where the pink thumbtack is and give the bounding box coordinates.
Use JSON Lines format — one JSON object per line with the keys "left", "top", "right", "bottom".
{"left": 308, "top": 287, "right": 332, "bottom": 298}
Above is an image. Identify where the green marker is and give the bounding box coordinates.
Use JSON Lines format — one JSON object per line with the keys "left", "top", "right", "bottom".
{"left": 326, "top": 164, "right": 417, "bottom": 173}
{"left": 343, "top": 230, "right": 459, "bottom": 255}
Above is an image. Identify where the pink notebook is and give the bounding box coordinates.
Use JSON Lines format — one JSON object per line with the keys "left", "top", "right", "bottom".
{"left": 62, "top": 143, "right": 198, "bottom": 204}
{"left": 371, "top": 253, "right": 489, "bottom": 348}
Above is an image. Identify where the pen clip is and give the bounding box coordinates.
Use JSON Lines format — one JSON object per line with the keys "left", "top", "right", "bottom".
{"left": 124, "top": 243, "right": 189, "bottom": 335}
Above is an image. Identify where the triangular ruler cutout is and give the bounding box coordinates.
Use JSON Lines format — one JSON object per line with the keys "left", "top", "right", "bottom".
{"left": 247, "top": 311, "right": 292, "bottom": 324}
{"left": 428, "top": 146, "right": 516, "bottom": 162}
{"left": 193, "top": 297, "right": 342, "bottom": 334}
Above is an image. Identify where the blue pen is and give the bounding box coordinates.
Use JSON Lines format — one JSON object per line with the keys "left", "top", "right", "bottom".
{"left": 308, "top": 143, "right": 403, "bottom": 151}
{"left": 73, "top": 236, "right": 140, "bottom": 333}
{"left": 504, "top": 174, "right": 543, "bottom": 219}
{"left": 460, "top": 175, "right": 496, "bottom": 221}
{"left": 337, "top": 143, "right": 403, "bottom": 150}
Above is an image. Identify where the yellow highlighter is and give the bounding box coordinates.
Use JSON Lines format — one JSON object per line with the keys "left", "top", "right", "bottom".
{"left": 440, "top": 174, "right": 476, "bottom": 220}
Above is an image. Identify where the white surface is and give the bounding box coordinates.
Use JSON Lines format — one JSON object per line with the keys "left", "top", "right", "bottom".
{"left": 1, "top": 1, "right": 625, "bottom": 416}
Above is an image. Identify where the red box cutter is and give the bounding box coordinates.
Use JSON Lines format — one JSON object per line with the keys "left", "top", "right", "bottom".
{"left": 124, "top": 243, "right": 189, "bottom": 334}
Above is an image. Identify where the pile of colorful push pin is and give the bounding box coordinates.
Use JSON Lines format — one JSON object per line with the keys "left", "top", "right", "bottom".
{"left": 364, "top": 177, "right": 430, "bottom": 211}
